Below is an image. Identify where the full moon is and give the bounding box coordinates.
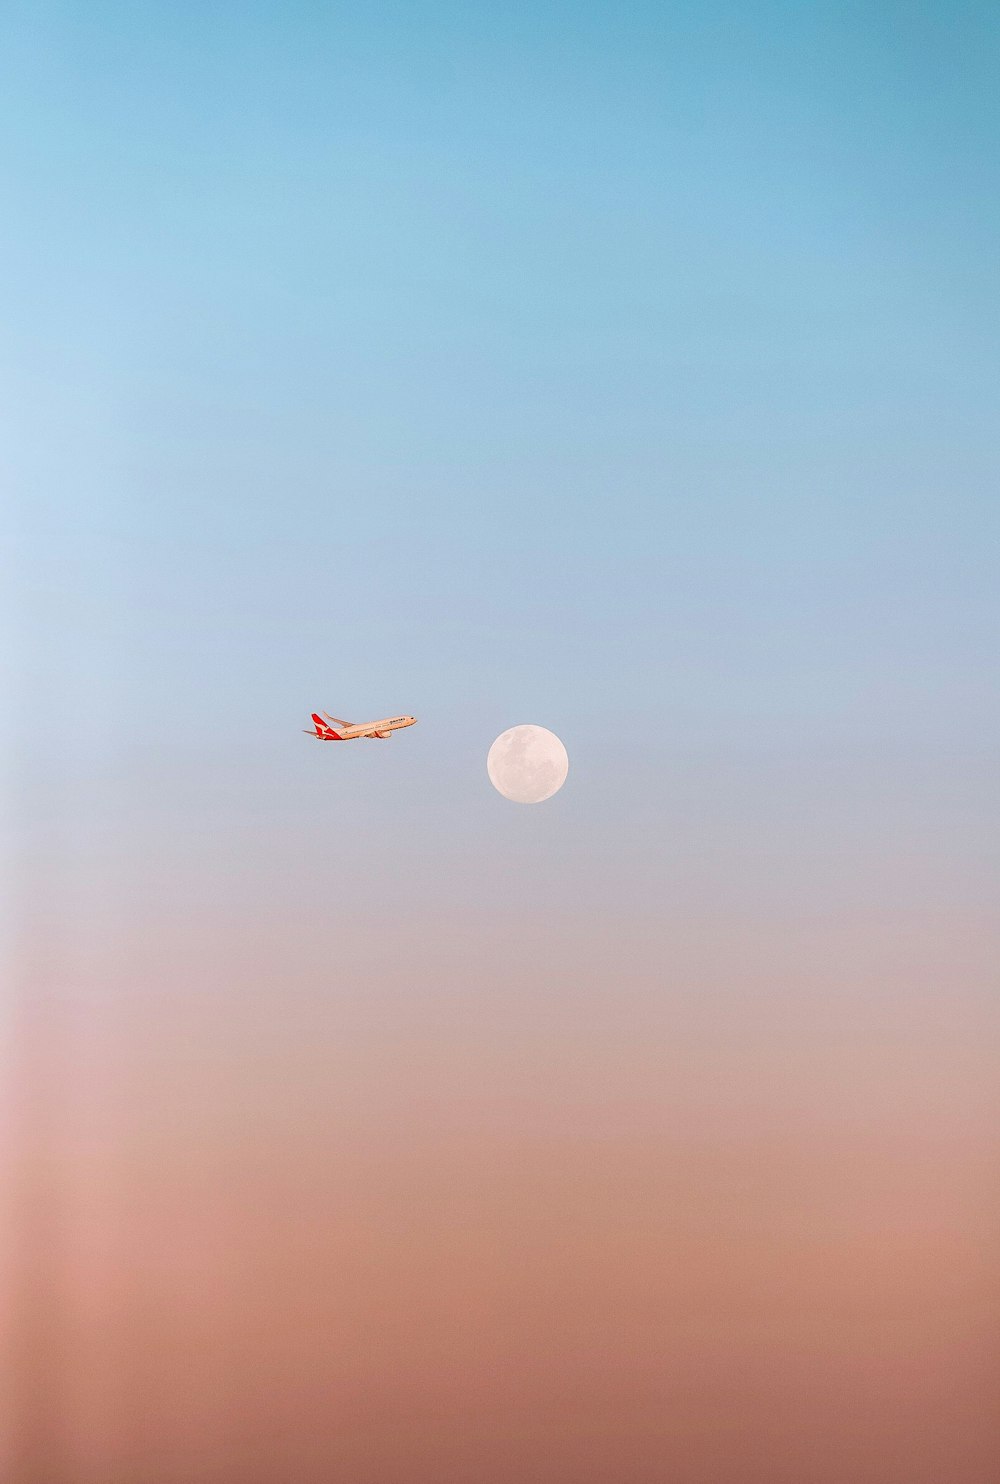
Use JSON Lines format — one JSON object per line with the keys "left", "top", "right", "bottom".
{"left": 487, "top": 724, "right": 569, "bottom": 803}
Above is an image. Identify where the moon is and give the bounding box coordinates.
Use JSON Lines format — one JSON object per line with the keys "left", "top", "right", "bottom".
{"left": 487, "top": 725, "right": 569, "bottom": 804}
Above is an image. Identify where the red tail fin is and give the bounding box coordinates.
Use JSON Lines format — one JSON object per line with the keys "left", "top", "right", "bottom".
{"left": 309, "top": 713, "right": 341, "bottom": 739}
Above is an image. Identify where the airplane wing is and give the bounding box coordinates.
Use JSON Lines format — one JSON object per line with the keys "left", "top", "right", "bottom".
{"left": 366, "top": 730, "right": 391, "bottom": 739}
{"left": 322, "top": 713, "right": 352, "bottom": 728}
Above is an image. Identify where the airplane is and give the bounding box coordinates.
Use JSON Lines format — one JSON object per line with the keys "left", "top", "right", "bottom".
{"left": 303, "top": 711, "right": 417, "bottom": 741}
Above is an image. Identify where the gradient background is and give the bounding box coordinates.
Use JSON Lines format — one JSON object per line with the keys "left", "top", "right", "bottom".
{"left": 3, "top": 3, "right": 999, "bottom": 1481}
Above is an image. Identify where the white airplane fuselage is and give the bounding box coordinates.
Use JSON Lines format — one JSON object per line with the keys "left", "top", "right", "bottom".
{"left": 339, "top": 715, "right": 416, "bottom": 739}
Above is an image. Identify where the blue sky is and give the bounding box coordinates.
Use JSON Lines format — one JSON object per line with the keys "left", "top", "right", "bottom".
{"left": 4, "top": 0, "right": 998, "bottom": 921}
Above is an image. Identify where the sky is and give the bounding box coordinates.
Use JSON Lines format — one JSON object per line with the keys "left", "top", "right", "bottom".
{"left": 3, "top": 3, "right": 999, "bottom": 1481}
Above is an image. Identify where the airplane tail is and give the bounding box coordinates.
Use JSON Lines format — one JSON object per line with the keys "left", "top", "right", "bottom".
{"left": 307, "top": 713, "right": 342, "bottom": 740}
